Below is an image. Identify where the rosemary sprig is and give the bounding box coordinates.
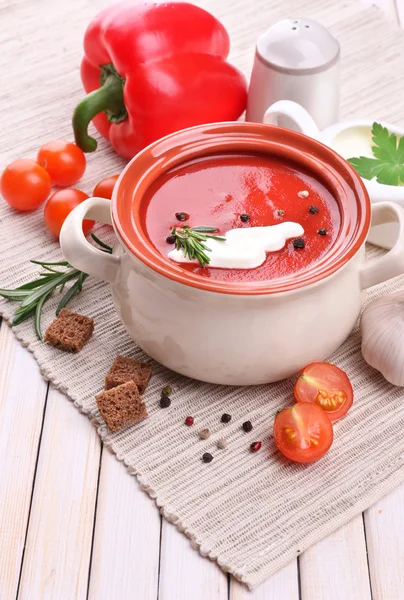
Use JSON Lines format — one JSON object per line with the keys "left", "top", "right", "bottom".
{"left": 0, "top": 234, "right": 112, "bottom": 340}
{"left": 172, "top": 225, "right": 225, "bottom": 267}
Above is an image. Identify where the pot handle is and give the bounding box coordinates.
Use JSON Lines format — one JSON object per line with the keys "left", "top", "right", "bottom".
{"left": 263, "top": 100, "right": 320, "bottom": 138}
{"left": 360, "top": 202, "right": 404, "bottom": 289}
{"left": 59, "top": 197, "right": 120, "bottom": 284}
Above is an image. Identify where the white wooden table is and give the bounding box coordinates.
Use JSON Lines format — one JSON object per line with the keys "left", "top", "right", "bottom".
{"left": 2, "top": 0, "right": 404, "bottom": 598}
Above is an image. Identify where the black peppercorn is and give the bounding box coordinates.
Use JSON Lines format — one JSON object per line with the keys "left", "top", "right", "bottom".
{"left": 175, "top": 211, "right": 189, "bottom": 221}
{"left": 318, "top": 228, "right": 327, "bottom": 236}
{"left": 202, "top": 452, "right": 213, "bottom": 463}
{"left": 221, "top": 413, "right": 232, "bottom": 423}
{"left": 166, "top": 235, "right": 176, "bottom": 244}
{"left": 308, "top": 205, "right": 319, "bottom": 214}
{"left": 293, "top": 238, "right": 305, "bottom": 249}
{"left": 240, "top": 214, "right": 250, "bottom": 223}
{"left": 242, "top": 420, "right": 253, "bottom": 432}
{"left": 160, "top": 396, "right": 171, "bottom": 408}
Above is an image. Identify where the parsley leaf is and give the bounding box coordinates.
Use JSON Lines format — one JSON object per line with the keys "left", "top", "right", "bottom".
{"left": 348, "top": 122, "right": 404, "bottom": 186}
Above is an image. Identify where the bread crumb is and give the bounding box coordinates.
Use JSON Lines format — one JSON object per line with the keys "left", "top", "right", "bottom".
{"left": 44, "top": 308, "right": 94, "bottom": 352}
{"left": 96, "top": 381, "right": 148, "bottom": 432}
{"left": 105, "top": 355, "right": 152, "bottom": 393}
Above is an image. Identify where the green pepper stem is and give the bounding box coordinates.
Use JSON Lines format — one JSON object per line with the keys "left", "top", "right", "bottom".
{"left": 73, "top": 70, "right": 126, "bottom": 153}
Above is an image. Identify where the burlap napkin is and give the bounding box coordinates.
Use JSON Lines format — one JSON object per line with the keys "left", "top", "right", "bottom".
{"left": 1, "top": 0, "right": 404, "bottom": 587}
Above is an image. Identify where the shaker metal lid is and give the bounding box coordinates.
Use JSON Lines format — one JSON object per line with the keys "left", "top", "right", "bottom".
{"left": 256, "top": 19, "right": 340, "bottom": 74}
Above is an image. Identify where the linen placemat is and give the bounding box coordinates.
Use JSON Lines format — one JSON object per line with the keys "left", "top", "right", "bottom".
{"left": 2, "top": 0, "right": 404, "bottom": 588}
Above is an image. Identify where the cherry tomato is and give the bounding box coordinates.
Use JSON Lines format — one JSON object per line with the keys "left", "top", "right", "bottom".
{"left": 294, "top": 362, "right": 353, "bottom": 422}
{"left": 37, "top": 140, "right": 86, "bottom": 187}
{"left": 93, "top": 174, "right": 120, "bottom": 199}
{"left": 1, "top": 159, "right": 52, "bottom": 211}
{"left": 44, "top": 189, "right": 93, "bottom": 238}
{"left": 274, "top": 403, "right": 333, "bottom": 463}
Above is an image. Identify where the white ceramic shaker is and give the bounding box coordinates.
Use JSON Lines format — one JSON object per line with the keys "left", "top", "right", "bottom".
{"left": 246, "top": 18, "right": 340, "bottom": 131}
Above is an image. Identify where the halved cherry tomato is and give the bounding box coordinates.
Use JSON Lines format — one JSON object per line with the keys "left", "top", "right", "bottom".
{"left": 93, "top": 174, "right": 120, "bottom": 199}
{"left": 44, "top": 189, "right": 93, "bottom": 238}
{"left": 1, "top": 159, "right": 52, "bottom": 211}
{"left": 294, "top": 362, "right": 353, "bottom": 422}
{"left": 274, "top": 403, "right": 333, "bottom": 463}
{"left": 37, "top": 140, "right": 86, "bottom": 187}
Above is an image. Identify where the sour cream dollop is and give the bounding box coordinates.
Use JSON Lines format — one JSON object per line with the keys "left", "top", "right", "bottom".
{"left": 168, "top": 222, "right": 304, "bottom": 269}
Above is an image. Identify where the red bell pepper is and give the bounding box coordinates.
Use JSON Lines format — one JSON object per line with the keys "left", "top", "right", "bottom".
{"left": 73, "top": 1, "right": 247, "bottom": 159}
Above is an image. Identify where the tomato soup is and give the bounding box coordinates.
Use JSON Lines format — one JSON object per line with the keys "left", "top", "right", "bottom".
{"left": 141, "top": 153, "right": 341, "bottom": 282}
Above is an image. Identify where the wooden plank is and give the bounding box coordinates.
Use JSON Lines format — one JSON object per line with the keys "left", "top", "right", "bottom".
{"left": 230, "top": 561, "right": 299, "bottom": 600}
{"left": 299, "top": 516, "right": 372, "bottom": 600}
{"left": 17, "top": 387, "right": 101, "bottom": 600}
{"left": 87, "top": 449, "right": 161, "bottom": 600}
{"left": 357, "top": 3, "right": 404, "bottom": 600}
{"left": 359, "top": 8, "right": 404, "bottom": 599}
{"left": 158, "top": 520, "right": 228, "bottom": 600}
{"left": 360, "top": 0, "right": 399, "bottom": 21}
{"left": 392, "top": 0, "right": 404, "bottom": 24}
{"left": 396, "top": 6, "right": 404, "bottom": 26}
{"left": 0, "top": 324, "right": 48, "bottom": 600}
{"left": 364, "top": 485, "right": 404, "bottom": 600}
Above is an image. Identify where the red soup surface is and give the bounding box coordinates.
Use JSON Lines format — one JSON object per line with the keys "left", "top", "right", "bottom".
{"left": 141, "top": 153, "right": 341, "bottom": 283}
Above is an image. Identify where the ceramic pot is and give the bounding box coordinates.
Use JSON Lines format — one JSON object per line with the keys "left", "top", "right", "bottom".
{"left": 60, "top": 122, "right": 404, "bottom": 385}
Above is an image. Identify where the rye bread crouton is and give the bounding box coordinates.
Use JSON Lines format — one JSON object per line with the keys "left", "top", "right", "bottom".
{"left": 96, "top": 381, "right": 148, "bottom": 432}
{"left": 105, "top": 355, "right": 153, "bottom": 393}
{"left": 44, "top": 308, "right": 94, "bottom": 352}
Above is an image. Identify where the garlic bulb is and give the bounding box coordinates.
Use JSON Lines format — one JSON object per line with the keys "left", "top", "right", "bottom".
{"left": 361, "top": 291, "right": 404, "bottom": 386}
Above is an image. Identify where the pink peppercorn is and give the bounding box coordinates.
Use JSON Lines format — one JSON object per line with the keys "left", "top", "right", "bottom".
{"left": 250, "top": 441, "right": 262, "bottom": 452}
{"left": 185, "top": 416, "right": 194, "bottom": 426}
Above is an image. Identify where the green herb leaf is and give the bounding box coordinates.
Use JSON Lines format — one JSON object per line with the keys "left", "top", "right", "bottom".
{"left": 30, "top": 259, "right": 70, "bottom": 266}
{"left": 170, "top": 224, "right": 225, "bottom": 267}
{"left": 348, "top": 122, "right": 404, "bottom": 186}
{"left": 0, "top": 288, "right": 31, "bottom": 300}
{"left": 19, "top": 269, "right": 80, "bottom": 310}
{"left": 17, "top": 277, "right": 55, "bottom": 290}
{"left": 41, "top": 265, "right": 64, "bottom": 274}
{"left": 90, "top": 233, "right": 113, "bottom": 253}
{"left": 1, "top": 235, "right": 110, "bottom": 339}
{"left": 12, "top": 306, "right": 37, "bottom": 327}
{"left": 56, "top": 273, "right": 88, "bottom": 315}
{"left": 190, "top": 226, "right": 219, "bottom": 233}
{"left": 35, "top": 290, "right": 53, "bottom": 340}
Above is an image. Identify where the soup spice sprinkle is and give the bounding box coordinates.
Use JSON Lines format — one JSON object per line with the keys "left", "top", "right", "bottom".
{"left": 298, "top": 190, "right": 309, "bottom": 198}
{"left": 318, "top": 228, "right": 327, "bottom": 236}
{"left": 240, "top": 213, "right": 250, "bottom": 223}
{"left": 202, "top": 452, "right": 213, "bottom": 463}
{"left": 293, "top": 238, "right": 305, "bottom": 249}
{"left": 250, "top": 441, "right": 262, "bottom": 452}
{"left": 308, "top": 205, "right": 319, "bottom": 214}
{"left": 221, "top": 413, "right": 232, "bottom": 423}
{"left": 277, "top": 209, "right": 285, "bottom": 216}
{"left": 175, "top": 211, "right": 189, "bottom": 221}
{"left": 199, "top": 428, "right": 211, "bottom": 440}
{"left": 160, "top": 396, "right": 171, "bottom": 408}
{"left": 242, "top": 420, "right": 253, "bottom": 432}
